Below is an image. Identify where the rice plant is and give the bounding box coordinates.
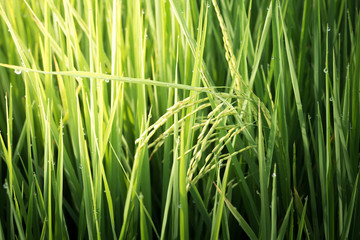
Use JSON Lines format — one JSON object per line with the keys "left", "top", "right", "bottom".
{"left": 0, "top": 0, "right": 359, "bottom": 239}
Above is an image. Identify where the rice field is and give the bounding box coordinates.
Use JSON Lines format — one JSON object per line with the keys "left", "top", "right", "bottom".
{"left": 0, "top": 0, "right": 359, "bottom": 239}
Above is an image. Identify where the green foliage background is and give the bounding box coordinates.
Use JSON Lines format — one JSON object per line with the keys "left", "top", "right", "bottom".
{"left": 0, "top": 0, "right": 359, "bottom": 239}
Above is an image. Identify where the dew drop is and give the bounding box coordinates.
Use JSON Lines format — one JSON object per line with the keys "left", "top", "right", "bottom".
{"left": 323, "top": 68, "right": 328, "bottom": 74}
{"left": 329, "top": 97, "right": 333, "bottom": 102}
{"left": 79, "top": 164, "right": 83, "bottom": 170}
{"left": 327, "top": 26, "right": 331, "bottom": 32}
{"left": 272, "top": 172, "right": 276, "bottom": 178}
{"left": 3, "top": 182, "right": 8, "bottom": 189}
{"left": 15, "top": 69, "right": 22, "bottom": 75}
{"left": 177, "top": 204, "right": 181, "bottom": 209}
{"left": 105, "top": 79, "right": 110, "bottom": 83}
